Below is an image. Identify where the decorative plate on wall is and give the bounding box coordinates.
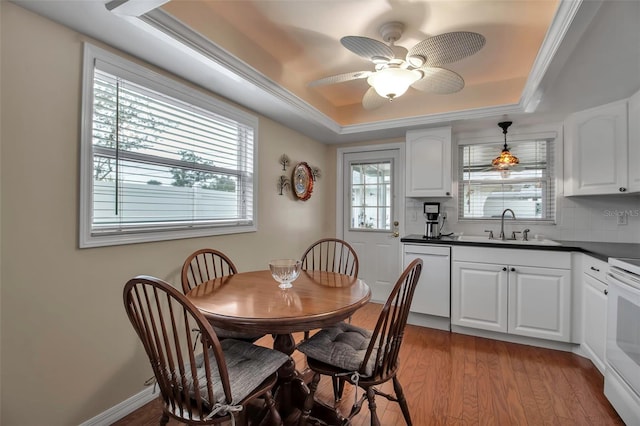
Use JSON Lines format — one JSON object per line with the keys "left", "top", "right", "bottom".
{"left": 293, "top": 162, "right": 314, "bottom": 200}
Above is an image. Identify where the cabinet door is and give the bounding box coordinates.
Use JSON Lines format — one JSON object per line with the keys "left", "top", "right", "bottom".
{"left": 628, "top": 89, "right": 640, "bottom": 192}
{"left": 404, "top": 245, "right": 450, "bottom": 317}
{"left": 565, "top": 100, "right": 628, "bottom": 195}
{"left": 452, "top": 261, "right": 507, "bottom": 332}
{"left": 405, "top": 127, "right": 452, "bottom": 197}
{"left": 508, "top": 266, "right": 571, "bottom": 342}
{"left": 583, "top": 274, "right": 608, "bottom": 374}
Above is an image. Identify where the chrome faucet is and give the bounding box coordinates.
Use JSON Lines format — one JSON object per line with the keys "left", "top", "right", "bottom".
{"left": 500, "top": 208, "right": 516, "bottom": 240}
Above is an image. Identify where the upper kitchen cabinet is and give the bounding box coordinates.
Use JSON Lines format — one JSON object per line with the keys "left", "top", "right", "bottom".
{"left": 564, "top": 95, "right": 639, "bottom": 196}
{"left": 406, "top": 127, "right": 452, "bottom": 197}
{"left": 628, "top": 89, "right": 640, "bottom": 192}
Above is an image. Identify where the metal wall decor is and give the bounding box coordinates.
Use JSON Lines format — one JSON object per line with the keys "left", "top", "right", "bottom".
{"left": 276, "top": 154, "right": 319, "bottom": 199}
{"left": 279, "top": 154, "right": 290, "bottom": 171}
{"left": 311, "top": 166, "right": 321, "bottom": 181}
{"left": 277, "top": 175, "right": 291, "bottom": 195}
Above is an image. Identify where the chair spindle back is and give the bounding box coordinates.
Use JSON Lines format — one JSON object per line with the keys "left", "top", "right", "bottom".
{"left": 182, "top": 249, "right": 238, "bottom": 294}
{"left": 124, "top": 276, "right": 231, "bottom": 422}
{"left": 360, "top": 258, "right": 422, "bottom": 379}
{"left": 300, "top": 238, "right": 359, "bottom": 277}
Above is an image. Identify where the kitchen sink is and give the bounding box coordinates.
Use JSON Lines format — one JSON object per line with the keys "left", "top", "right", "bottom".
{"left": 455, "top": 235, "right": 562, "bottom": 246}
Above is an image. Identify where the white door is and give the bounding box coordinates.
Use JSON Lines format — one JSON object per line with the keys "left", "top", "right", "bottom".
{"left": 339, "top": 147, "right": 403, "bottom": 303}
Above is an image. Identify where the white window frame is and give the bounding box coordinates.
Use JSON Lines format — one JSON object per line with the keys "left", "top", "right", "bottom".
{"left": 456, "top": 131, "right": 557, "bottom": 224}
{"left": 79, "top": 43, "right": 258, "bottom": 248}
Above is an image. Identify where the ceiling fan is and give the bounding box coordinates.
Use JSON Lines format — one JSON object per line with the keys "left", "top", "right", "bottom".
{"left": 308, "top": 22, "right": 486, "bottom": 110}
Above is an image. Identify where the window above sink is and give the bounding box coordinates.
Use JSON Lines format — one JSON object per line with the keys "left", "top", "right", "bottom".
{"left": 458, "top": 134, "right": 556, "bottom": 223}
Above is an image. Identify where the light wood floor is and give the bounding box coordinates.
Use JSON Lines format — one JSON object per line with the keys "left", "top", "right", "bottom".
{"left": 114, "top": 303, "right": 623, "bottom": 426}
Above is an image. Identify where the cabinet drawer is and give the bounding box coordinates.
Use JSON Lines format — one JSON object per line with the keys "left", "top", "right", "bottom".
{"left": 452, "top": 246, "right": 571, "bottom": 269}
{"left": 403, "top": 244, "right": 450, "bottom": 257}
{"left": 583, "top": 255, "right": 608, "bottom": 283}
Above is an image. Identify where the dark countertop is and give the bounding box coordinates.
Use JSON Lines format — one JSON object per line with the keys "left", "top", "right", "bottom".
{"left": 400, "top": 234, "right": 640, "bottom": 262}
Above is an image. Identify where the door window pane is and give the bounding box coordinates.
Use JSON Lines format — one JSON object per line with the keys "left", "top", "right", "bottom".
{"left": 350, "top": 161, "right": 392, "bottom": 230}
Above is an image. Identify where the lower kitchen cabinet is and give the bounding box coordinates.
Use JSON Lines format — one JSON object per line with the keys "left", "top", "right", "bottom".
{"left": 452, "top": 247, "right": 572, "bottom": 342}
{"left": 451, "top": 261, "right": 507, "bottom": 332}
{"left": 582, "top": 255, "right": 609, "bottom": 374}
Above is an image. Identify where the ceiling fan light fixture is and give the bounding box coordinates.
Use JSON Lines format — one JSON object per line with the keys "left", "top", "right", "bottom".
{"left": 367, "top": 67, "right": 421, "bottom": 100}
{"left": 371, "top": 55, "right": 390, "bottom": 65}
{"left": 492, "top": 121, "right": 519, "bottom": 170}
{"left": 407, "top": 54, "right": 425, "bottom": 67}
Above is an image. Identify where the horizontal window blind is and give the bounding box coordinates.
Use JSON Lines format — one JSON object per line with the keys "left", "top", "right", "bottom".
{"left": 80, "top": 44, "right": 257, "bottom": 246}
{"left": 458, "top": 139, "right": 555, "bottom": 221}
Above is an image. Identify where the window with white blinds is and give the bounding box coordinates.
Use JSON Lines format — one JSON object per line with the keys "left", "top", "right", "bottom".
{"left": 80, "top": 45, "right": 257, "bottom": 247}
{"left": 458, "top": 138, "right": 555, "bottom": 221}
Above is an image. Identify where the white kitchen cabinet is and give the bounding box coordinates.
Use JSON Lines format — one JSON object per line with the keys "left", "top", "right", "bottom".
{"left": 451, "top": 261, "right": 507, "bottom": 332}
{"left": 628, "top": 89, "right": 640, "bottom": 192}
{"left": 403, "top": 244, "right": 450, "bottom": 318}
{"left": 405, "top": 127, "right": 452, "bottom": 197}
{"left": 451, "top": 247, "right": 572, "bottom": 342}
{"left": 508, "top": 265, "right": 572, "bottom": 341}
{"left": 564, "top": 99, "right": 629, "bottom": 195}
{"left": 582, "top": 255, "right": 609, "bottom": 374}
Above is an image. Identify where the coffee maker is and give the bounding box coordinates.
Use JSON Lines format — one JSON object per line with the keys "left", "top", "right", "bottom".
{"left": 423, "top": 202, "right": 442, "bottom": 239}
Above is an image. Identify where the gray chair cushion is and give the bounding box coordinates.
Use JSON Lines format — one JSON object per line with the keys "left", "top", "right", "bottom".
{"left": 297, "top": 322, "right": 376, "bottom": 376}
{"left": 185, "top": 339, "right": 289, "bottom": 406}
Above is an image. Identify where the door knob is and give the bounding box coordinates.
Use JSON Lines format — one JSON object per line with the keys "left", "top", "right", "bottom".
{"left": 392, "top": 231, "right": 399, "bottom": 237}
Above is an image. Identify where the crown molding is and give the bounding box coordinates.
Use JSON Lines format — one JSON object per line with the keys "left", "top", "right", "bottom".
{"left": 133, "top": 3, "right": 587, "bottom": 143}
{"left": 520, "top": 0, "right": 603, "bottom": 113}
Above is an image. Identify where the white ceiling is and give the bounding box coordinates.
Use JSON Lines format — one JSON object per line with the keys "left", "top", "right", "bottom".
{"left": 10, "top": 0, "right": 640, "bottom": 143}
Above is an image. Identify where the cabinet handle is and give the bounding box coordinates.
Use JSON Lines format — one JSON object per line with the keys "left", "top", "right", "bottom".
{"left": 590, "top": 266, "right": 600, "bottom": 272}
{"left": 619, "top": 187, "right": 627, "bottom": 192}
{"left": 502, "top": 267, "right": 507, "bottom": 271}
{"left": 604, "top": 289, "right": 608, "bottom": 295}
{"left": 446, "top": 191, "right": 451, "bottom": 196}
{"left": 510, "top": 267, "right": 516, "bottom": 272}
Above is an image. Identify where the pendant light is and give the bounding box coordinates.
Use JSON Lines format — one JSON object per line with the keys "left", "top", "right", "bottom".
{"left": 492, "top": 121, "right": 519, "bottom": 171}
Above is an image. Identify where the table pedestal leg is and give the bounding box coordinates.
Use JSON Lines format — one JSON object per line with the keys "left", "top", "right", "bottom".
{"left": 271, "top": 334, "right": 348, "bottom": 426}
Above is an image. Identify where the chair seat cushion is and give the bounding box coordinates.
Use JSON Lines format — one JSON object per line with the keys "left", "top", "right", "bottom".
{"left": 188, "top": 339, "right": 288, "bottom": 405}
{"left": 297, "top": 322, "right": 376, "bottom": 376}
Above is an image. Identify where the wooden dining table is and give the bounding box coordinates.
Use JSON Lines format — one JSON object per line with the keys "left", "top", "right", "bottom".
{"left": 186, "top": 269, "right": 371, "bottom": 425}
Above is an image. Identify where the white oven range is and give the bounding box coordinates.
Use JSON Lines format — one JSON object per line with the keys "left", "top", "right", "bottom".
{"left": 605, "top": 257, "right": 640, "bottom": 425}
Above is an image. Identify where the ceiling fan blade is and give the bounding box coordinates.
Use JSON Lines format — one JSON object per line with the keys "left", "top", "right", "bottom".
{"left": 341, "top": 36, "right": 394, "bottom": 63}
{"left": 407, "top": 31, "right": 486, "bottom": 67}
{"left": 308, "top": 70, "right": 372, "bottom": 87}
{"left": 362, "top": 87, "right": 389, "bottom": 110}
{"left": 412, "top": 67, "right": 464, "bottom": 94}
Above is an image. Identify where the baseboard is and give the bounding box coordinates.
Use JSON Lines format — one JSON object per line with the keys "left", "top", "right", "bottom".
{"left": 407, "top": 312, "right": 451, "bottom": 331}
{"left": 79, "top": 386, "right": 158, "bottom": 426}
{"left": 451, "top": 325, "right": 578, "bottom": 352}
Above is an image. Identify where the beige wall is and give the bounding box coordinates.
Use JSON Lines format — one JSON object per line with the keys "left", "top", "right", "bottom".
{"left": 0, "top": 3, "right": 335, "bottom": 424}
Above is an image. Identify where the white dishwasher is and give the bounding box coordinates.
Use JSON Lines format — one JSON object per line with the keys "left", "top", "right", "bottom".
{"left": 403, "top": 244, "right": 451, "bottom": 330}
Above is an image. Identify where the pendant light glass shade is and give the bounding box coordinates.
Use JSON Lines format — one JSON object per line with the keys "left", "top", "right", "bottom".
{"left": 367, "top": 67, "right": 422, "bottom": 100}
{"left": 492, "top": 121, "right": 519, "bottom": 170}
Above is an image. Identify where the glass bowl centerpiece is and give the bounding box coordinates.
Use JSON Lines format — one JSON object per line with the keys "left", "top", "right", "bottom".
{"left": 269, "top": 259, "right": 302, "bottom": 289}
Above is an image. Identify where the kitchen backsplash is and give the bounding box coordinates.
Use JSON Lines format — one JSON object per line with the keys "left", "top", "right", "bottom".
{"left": 405, "top": 194, "right": 640, "bottom": 243}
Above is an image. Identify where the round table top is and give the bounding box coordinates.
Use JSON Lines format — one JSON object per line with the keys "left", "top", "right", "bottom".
{"left": 186, "top": 270, "right": 371, "bottom": 334}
